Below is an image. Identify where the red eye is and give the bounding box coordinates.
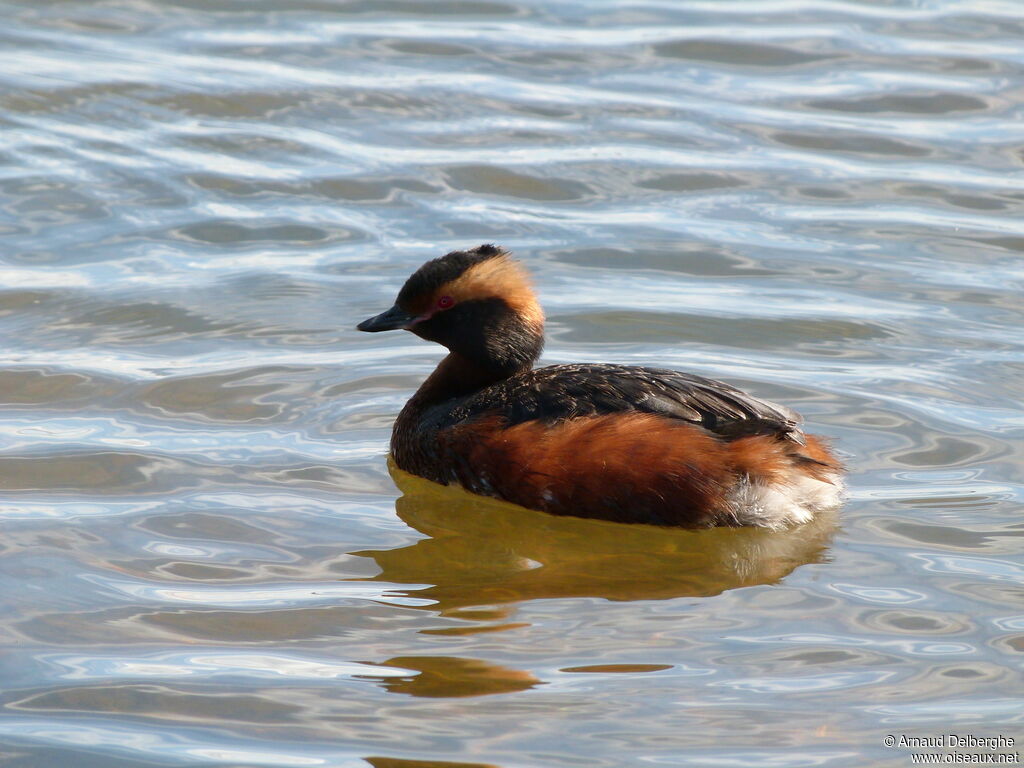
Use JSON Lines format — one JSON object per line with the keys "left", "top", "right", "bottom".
{"left": 437, "top": 295, "right": 454, "bottom": 309}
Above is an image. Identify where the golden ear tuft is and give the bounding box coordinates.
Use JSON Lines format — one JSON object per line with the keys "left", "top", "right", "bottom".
{"left": 442, "top": 251, "right": 544, "bottom": 328}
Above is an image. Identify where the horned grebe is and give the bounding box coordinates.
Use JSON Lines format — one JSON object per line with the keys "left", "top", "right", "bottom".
{"left": 358, "top": 245, "right": 843, "bottom": 528}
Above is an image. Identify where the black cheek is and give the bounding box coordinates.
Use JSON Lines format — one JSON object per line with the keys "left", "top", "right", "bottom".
{"left": 410, "top": 313, "right": 453, "bottom": 344}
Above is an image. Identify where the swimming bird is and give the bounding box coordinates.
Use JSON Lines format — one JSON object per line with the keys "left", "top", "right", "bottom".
{"left": 358, "top": 244, "right": 843, "bottom": 528}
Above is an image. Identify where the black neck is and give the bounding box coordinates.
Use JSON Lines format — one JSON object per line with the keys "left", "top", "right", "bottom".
{"left": 408, "top": 350, "right": 532, "bottom": 410}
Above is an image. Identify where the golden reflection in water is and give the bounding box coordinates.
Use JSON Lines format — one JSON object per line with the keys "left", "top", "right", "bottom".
{"left": 350, "top": 462, "right": 839, "bottom": 619}
{"left": 365, "top": 756, "right": 501, "bottom": 768}
{"left": 364, "top": 656, "right": 540, "bottom": 698}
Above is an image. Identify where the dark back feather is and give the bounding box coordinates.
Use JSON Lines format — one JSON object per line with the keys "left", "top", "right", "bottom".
{"left": 434, "top": 363, "right": 803, "bottom": 443}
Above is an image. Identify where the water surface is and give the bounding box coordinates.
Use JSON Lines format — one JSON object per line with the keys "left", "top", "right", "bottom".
{"left": 1, "top": 1, "right": 1022, "bottom": 766}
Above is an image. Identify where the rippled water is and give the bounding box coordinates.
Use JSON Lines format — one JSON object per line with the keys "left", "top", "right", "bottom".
{"left": 1, "top": 1, "right": 1023, "bottom": 766}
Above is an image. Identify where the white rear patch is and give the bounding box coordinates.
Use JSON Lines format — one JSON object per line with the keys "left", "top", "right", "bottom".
{"left": 728, "top": 470, "right": 845, "bottom": 530}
